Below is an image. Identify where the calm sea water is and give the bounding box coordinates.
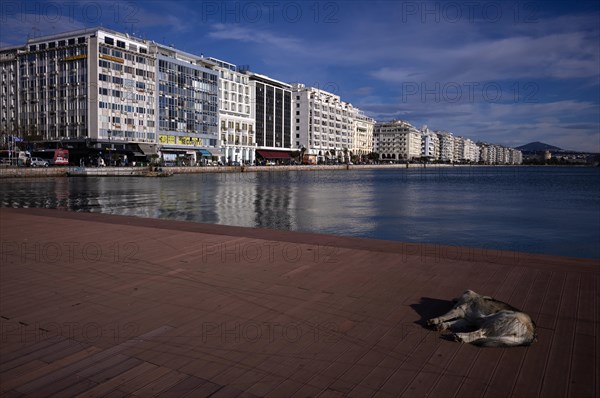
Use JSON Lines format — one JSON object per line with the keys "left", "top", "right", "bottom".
{"left": 1, "top": 166, "right": 599, "bottom": 259}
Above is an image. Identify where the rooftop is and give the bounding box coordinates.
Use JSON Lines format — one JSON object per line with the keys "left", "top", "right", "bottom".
{"left": 1, "top": 208, "right": 597, "bottom": 397}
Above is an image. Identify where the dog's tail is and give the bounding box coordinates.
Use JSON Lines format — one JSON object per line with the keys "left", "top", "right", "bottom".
{"left": 471, "top": 336, "right": 536, "bottom": 347}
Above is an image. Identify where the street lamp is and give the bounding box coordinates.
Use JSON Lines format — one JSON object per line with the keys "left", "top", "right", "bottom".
{"left": 107, "top": 130, "right": 111, "bottom": 167}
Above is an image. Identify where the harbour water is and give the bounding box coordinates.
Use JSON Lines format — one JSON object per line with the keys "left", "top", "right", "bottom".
{"left": 1, "top": 166, "right": 599, "bottom": 259}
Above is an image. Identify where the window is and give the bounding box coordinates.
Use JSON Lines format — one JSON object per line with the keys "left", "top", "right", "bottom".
{"left": 105, "top": 37, "right": 114, "bottom": 46}
{"left": 117, "top": 40, "right": 126, "bottom": 49}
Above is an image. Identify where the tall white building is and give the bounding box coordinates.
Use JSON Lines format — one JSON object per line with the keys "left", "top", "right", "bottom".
{"left": 374, "top": 120, "right": 422, "bottom": 161}
{"left": 0, "top": 27, "right": 157, "bottom": 157}
{"left": 353, "top": 112, "right": 375, "bottom": 161}
{"left": 292, "top": 84, "right": 356, "bottom": 163}
{"left": 436, "top": 131, "right": 456, "bottom": 162}
{"left": 209, "top": 58, "right": 255, "bottom": 164}
{"left": 421, "top": 126, "right": 439, "bottom": 160}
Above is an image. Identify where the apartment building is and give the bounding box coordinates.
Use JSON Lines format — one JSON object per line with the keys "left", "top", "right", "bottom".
{"left": 374, "top": 120, "right": 422, "bottom": 161}
{"left": 353, "top": 112, "right": 375, "bottom": 161}
{"left": 421, "top": 126, "right": 439, "bottom": 160}
{"left": 0, "top": 47, "right": 19, "bottom": 137}
{"left": 0, "top": 28, "right": 161, "bottom": 164}
{"left": 292, "top": 84, "right": 358, "bottom": 163}
{"left": 249, "top": 72, "right": 292, "bottom": 162}
{"left": 209, "top": 58, "right": 255, "bottom": 165}
{"left": 152, "top": 44, "right": 219, "bottom": 165}
{"left": 436, "top": 131, "right": 455, "bottom": 162}
{"left": 1, "top": 27, "right": 222, "bottom": 165}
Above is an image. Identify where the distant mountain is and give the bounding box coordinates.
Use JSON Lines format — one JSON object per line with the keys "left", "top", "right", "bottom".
{"left": 516, "top": 142, "right": 563, "bottom": 152}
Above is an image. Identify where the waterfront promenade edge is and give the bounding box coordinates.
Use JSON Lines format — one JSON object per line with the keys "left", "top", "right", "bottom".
{"left": 0, "top": 208, "right": 598, "bottom": 397}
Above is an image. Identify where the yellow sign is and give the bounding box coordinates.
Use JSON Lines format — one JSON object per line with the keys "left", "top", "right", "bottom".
{"left": 62, "top": 54, "right": 87, "bottom": 62}
{"left": 178, "top": 136, "right": 202, "bottom": 146}
{"left": 159, "top": 135, "right": 176, "bottom": 144}
{"left": 160, "top": 135, "right": 203, "bottom": 146}
{"left": 99, "top": 54, "right": 124, "bottom": 63}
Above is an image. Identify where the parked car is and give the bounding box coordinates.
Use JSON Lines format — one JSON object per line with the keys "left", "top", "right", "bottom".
{"left": 30, "top": 157, "right": 49, "bottom": 167}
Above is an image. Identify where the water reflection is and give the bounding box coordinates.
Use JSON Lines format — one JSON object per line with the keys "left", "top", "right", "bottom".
{"left": 1, "top": 167, "right": 599, "bottom": 259}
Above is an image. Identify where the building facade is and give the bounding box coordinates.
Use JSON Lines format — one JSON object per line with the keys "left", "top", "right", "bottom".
{"left": 249, "top": 73, "right": 292, "bottom": 162}
{"left": 353, "top": 112, "right": 375, "bottom": 161}
{"left": 421, "top": 126, "right": 439, "bottom": 161}
{"left": 292, "top": 83, "right": 358, "bottom": 163}
{"left": 0, "top": 28, "right": 161, "bottom": 164}
{"left": 375, "top": 120, "right": 422, "bottom": 161}
{"left": 209, "top": 58, "right": 255, "bottom": 165}
{"left": 153, "top": 44, "right": 219, "bottom": 165}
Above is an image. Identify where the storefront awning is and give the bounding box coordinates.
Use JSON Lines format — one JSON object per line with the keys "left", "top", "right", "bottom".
{"left": 138, "top": 143, "right": 157, "bottom": 155}
{"left": 256, "top": 150, "right": 292, "bottom": 159}
{"left": 208, "top": 148, "right": 223, "bottom": 156}
{"left": 198, "top": 149, "right": 212, "bottom": 157}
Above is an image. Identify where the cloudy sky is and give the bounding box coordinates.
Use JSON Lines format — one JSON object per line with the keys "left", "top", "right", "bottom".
{"left": 1, "top": 0, "right": 599, "bottom": 151}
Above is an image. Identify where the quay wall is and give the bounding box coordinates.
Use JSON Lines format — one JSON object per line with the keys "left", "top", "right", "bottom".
{"left": 1, "top": 163, "right": 512, "bottom": 178}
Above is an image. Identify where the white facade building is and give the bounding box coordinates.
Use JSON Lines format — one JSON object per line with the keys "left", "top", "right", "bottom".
{"left": 209, "top": 58, "right": 255, "bottom": 164}
{"left": 292, "top": 83, "right": 356, "bottom": 163}
{"left": 421, "top": 126, "right": 440, "bottom": 160}
{"left": 353, "top": 112, "right": 375, "bottom": 160}
{"left": 374, "top": 120, "right": 422, "bottom": 161}
{"left": 437, "top": 131, "right": 456, "bottom": 162}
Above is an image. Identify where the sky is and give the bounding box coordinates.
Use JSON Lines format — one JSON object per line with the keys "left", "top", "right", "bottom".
{"left": 1, "top": 0, "right": 599, "bottom": 152}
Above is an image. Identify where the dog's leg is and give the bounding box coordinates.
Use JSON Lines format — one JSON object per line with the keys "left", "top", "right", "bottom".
{"left": 427, "top": 307, "right": 466, "bottom": 327}
{"left": 438, "top": 318, "right": 470, "bottom": 332}
{"left": 454, "top": 329, "right": 485, "bottom": 343}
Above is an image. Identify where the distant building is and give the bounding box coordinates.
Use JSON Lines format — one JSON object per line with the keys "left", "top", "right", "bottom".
{"left": 353, "top": 112, "right": 375, "bottom": 161}
{"left": 477, "top": 142, "right": 522, "bottom": 164}
{"left": 437, "top": 131, "right": 456, "bottom": 162}
{"left": 421, "top": 126, "right": 439, "bottom": 161}
{"left": 374, "top": 120, "right": 422, "bottom": 161}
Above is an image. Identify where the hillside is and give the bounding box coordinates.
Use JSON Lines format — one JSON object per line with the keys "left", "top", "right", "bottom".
{"left": 516, "top": 141, "right": 563, "bottom": 152}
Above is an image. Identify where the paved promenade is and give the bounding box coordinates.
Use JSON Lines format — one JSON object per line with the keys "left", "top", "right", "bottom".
{"left": 1, "top": 208, "right": 598, "bottom": 397}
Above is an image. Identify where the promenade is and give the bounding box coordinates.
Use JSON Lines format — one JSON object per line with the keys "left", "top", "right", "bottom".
{"left": 0, "top": 208, "right": 598, "bottom": 397}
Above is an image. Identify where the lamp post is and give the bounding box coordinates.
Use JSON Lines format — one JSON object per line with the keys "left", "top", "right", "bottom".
{"left": 107, "top": 130, "right": 111, "bottom": 167}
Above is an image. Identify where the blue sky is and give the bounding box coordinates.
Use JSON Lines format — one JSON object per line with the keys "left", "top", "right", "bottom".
{"left": 1, "top": 0, "right": 599, "bottom": 152}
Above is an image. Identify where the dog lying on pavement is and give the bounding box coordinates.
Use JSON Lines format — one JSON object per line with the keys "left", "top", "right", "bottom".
{"left": 427, "top": 290, "right": 537, "bottom": 347}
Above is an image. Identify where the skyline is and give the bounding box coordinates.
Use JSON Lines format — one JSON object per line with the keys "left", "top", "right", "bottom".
{"left": 1, "top": 0, "right": 599, "bottom": 152}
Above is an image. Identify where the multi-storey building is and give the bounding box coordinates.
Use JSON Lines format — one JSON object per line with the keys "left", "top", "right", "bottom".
{"left": 352, "top": 112, "right": 375, "bottom": 161}
{"left": 292, "top": 84, "right": 358, "bottom": 163}
{"left": 209, "top": 58, "right": 255, "bottom": 165}
{"left": 249, "top": 72, "right": 292, "bottom": 162}
{"left": 1, "top": 27, "right": 221, "bottom": 165}
{"left": 0, "top": 46, "right": 19, "bottom": 138}
{"left": 421, "top": 126, "right": 439, "bottom": 161}
{"left": 436, "top": 131, "right": 455, "bottom": 162}
{"left": 153, "top": 44, "right": 219, "bottom": 165}
{"left": 374, "top": 120, "right": 422, "bottom": 161}
{"left": 0, "top": 28, "right": 161, "bottom": 163}
{"left": 478, "top": 142, "right": 522, "bottom": 164}
{"left": 458, "top": 137, "right": 479, "bottom": 162}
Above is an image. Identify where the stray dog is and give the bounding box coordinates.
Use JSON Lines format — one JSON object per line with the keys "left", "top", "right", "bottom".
{"left": 427, "top": 290, "right": 537, "bottom": 347}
